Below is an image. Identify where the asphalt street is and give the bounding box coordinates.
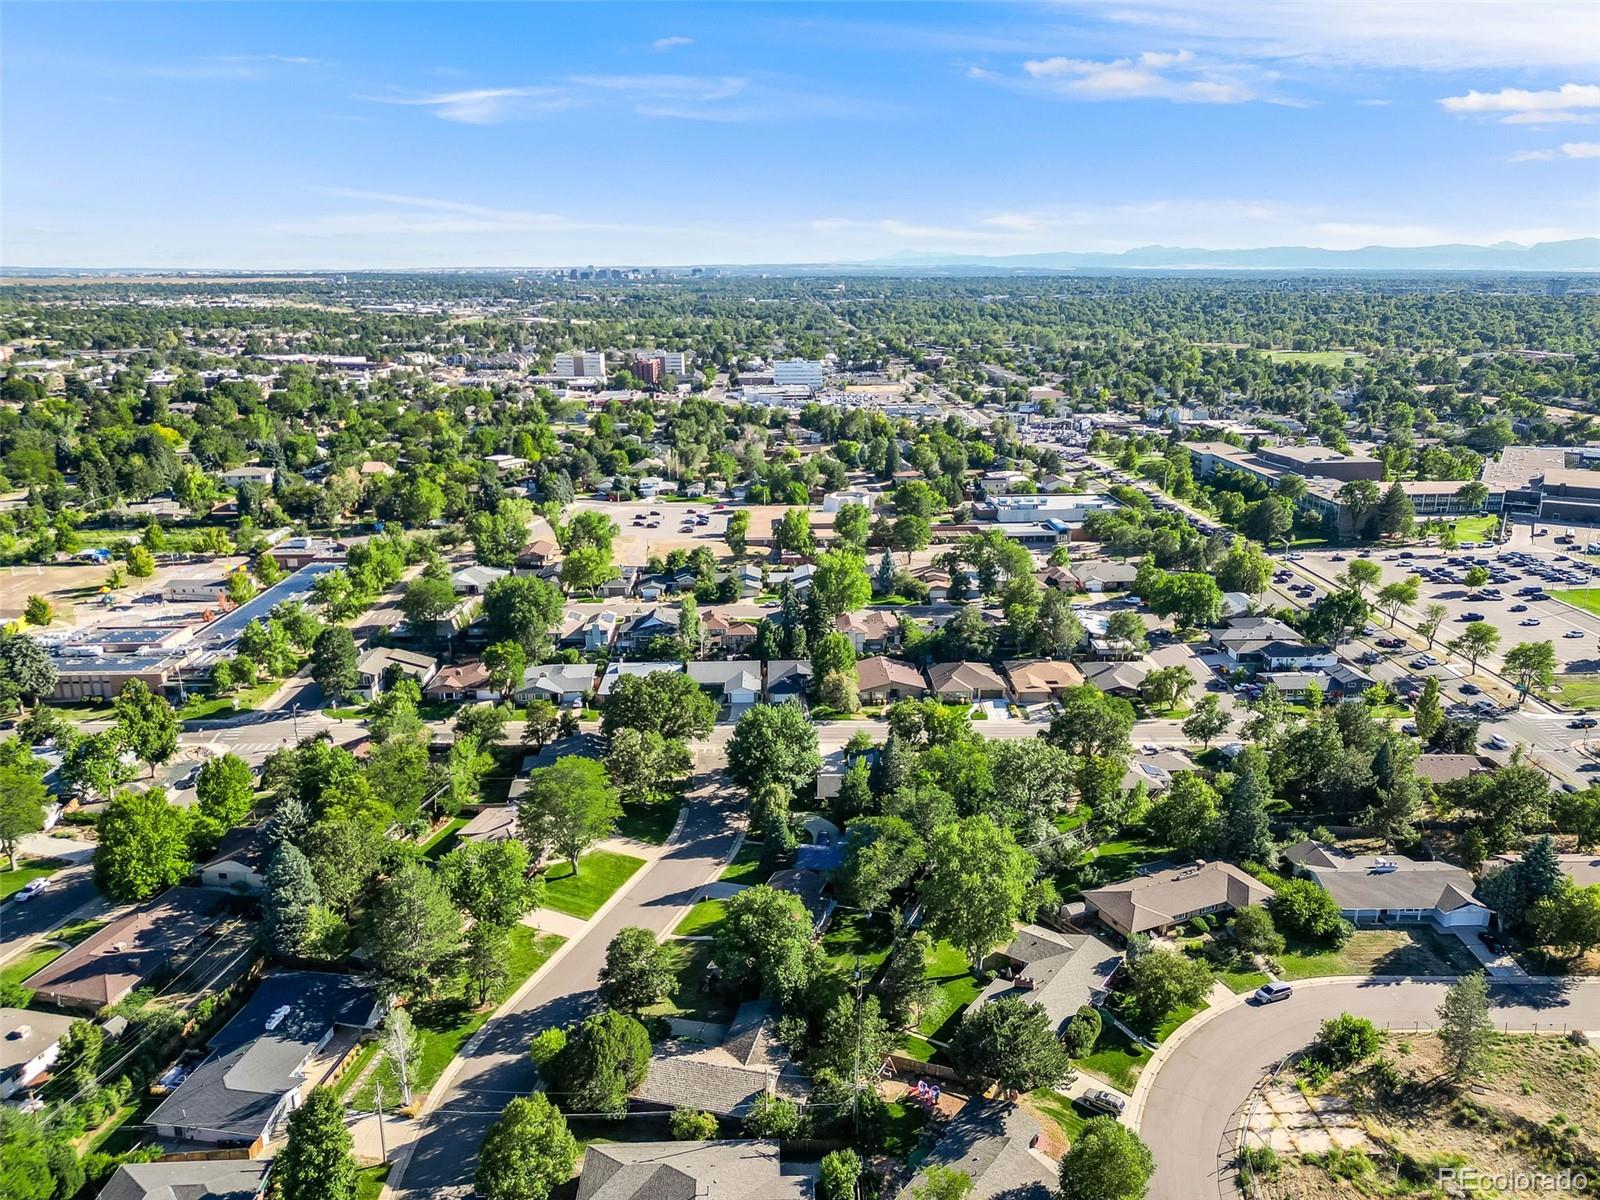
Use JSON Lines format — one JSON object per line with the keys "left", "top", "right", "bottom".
{"left": 1140, "top": 977, "right": 1600, "bottom": 1200}
{"left": 389, "top": 759, "right": 743, "bottom": 1200}
{"left": 0, "top": 861, "right": 101, "bottom": 963}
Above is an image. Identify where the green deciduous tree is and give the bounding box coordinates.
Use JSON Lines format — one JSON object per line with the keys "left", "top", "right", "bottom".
{"left": 602, "top": 670, "right": 717, "bottom": 741}
{"left": 475, "top": 1095, "right": 578, "bottom": 1200}
{"left": 364, "top": 860, "right": 464, "bottom": 994}
{"left": 544, "top": 1009, "right": 652, "bottom": 1116}
{"left": 1503, "top": 640, "right": 1557, "bottom": 706}
{"left": 113, "top": 679, "right": 179, "bottom": 775}
{"left": 93, "top": 787, "right": 192, "bottom": 902}
{"left": 517, "top": 756, "right": 622, "bottom": 872}
{"left": 727, "top": 703, "right": 822, "bottom": 795}
{"left": 1057, "top": 1117, "right": 1155, "bottom": 1200}
{"left": 920, "top": 815, "right": 1034, "bottom": 969}
{"left": 711, "top": 883, "right": 818, "bottom": 1001}
{"left": 599, "top": 926, "right": 678, "bottom": 1013}
{"left": 950, "top": 997, "right": 1072, "bottom": 1093}
{"left": 1449, "top": 620, "right": 1500, "bottom": 672}
{"left": 438, "top": 838, "right": 541, "bottom": 928}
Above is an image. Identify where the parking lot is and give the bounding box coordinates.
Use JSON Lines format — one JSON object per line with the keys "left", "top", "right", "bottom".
{"left": 1281, "top": 540, "right": 1600, "bottom": 679}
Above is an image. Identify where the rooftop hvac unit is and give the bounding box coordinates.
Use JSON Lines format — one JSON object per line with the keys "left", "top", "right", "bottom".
{"left": 264, "top": 1005, "right": 292, "bottom": 1031}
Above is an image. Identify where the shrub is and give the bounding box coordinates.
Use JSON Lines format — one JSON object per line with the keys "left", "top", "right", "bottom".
{"left": 742, "top": 1094, "right": 804, "bottom": 1139}
{"left": 1314, "top": 1013, "right": 1381, "bottom": 1068}
{"left": 528, "top": 1027, "right": 567, "bottom": 1072}
{"left": 1061, "top": 1005, "right": 1102, "bottom": 1058}
{"left": 668, "top": 1108, "right": 719, "bottom": 1140}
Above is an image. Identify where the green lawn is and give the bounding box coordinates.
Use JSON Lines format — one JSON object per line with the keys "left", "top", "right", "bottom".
{"left": 1029, "top": 1088, "right": 1089, "bottom": 1146}
{"left": 178, "top": 678, "right": 281, "bottom": 721}
{"left": 349, "top": 928, "right": 564, "bottom": 1110}
{"left": 1074, "top": 1018, "right": 1151, "bottom": 1093}
{"left": 0, "top": 858, "right": 68, "bottom": 902}
{"left": 1448, "top": 515, "right": 1500, "bottom": 543}
{"left": 1262, "top": 349, "right": 1367, "bottom": 368}
{"left": 913, "top": 940, "right": 986, "bottom": 1042}
{"left": 355, "top": 1164, "right": 391, "bottom": 1200}
{"left": 644, "top": 939, "right": 736, "bottom": 1024}
{"left": 897, "top": 1033, "right": 942, "bottom": 1063}
{"left": 1220, "top": 968, "right": 1272, "bottom": 994}
{"left": 819, "top": 909, "right": 896, "bottom": 978}
{"left": 1059, "top": 830, "right": 1170, "bottom": 897}
{"left": 1274, "top": 928, "right": 1479, "bottom": 981}
{"left": 880, "top": 1101, "right": 929, "bottom": 1161}
{"left": 672, "top": 898, "right": 727, "bottom": 937}
{"left": 420, "top": 817, "right": 467, "bottom": 861}
{"left": 0, "top": 917, "right": 107, "bottom": 989}
{"left": 1551, "top": 589, "right": 1600, "bottom": 618}
{"left": 336, "top": 1041, "right": 381, "bottom": 1102}
{"left": 718, "top": 842, "right": 767, "bottom": 885}
{"left": 539, "top": 850, "right": 645, "bottom": 920}
{"left": 1545, "top": 674, "right": 1600, "bottom": 710}
{"left": 615, "top": 800, "right": 680, "bottom": 846}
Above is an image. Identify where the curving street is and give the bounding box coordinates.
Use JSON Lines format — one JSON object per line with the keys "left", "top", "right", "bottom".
{"left": 1138, "top": 976, "right": 1600, "bottom": 1200}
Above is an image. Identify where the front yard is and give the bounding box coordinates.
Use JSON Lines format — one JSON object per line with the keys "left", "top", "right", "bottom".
{"left": 0, "top": 857, "right": 68, "bottom": 902}
{"left": 1274, "top": 928, "right": 1479, "bottom": 982}
{"left": 644, "top": 939, "right": 736, "bottom": 1024}
{"left": 539, "top": 850, "right": 646, "bottom": 920}
{"left": 672, "top": 898, "right": 727, "bottom": 937}
{"left": 348, "top": 927, "right": 564, "bottom": 1111}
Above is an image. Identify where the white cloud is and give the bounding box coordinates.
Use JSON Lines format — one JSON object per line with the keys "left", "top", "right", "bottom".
{"left": 1511, "top": 142, "right": 1600, "bottom": 161}
{"left": 1440, "top": 83, "right": 1600, "bottom": 117}
{"left": 567, "top": 74, "right": 747, "bottom": 102}
{"left": 294, "top": 188, "right": 675, "bottom": 237}
{"left": 365, "top": 86, "right": 577, "bottom": 124}
{"left": 1355, "top": 98, "right": 1393, "bottom": 107}
{"left": 1079, "top": 0, "right": 1600, "bottom": 70}
{"left": 1005, "top": 49, "right": 1255, "bottom": 103}
{"left": 651, "top": 36, "right": 693, "bottom": 52}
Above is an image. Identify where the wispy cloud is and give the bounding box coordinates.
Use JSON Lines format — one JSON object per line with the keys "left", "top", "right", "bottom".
{"left": 147, "top": 54, "right": 326, "bottom": 81}
{"left": 295, "top": 188, "right": 677, "bottom": 237}
{"left": 1440, "top": 82, "right": 1600, "bottom": 125}
{"left": 975, "top": 49, "right": 1258, "bottom": 105}
{"left": 1073, "top": 0, "right": 1600, "bottom": 71}
{"left": 568, "top": 74, "right": 747, "bottom": 102}
{"left": 651, "top": 36, "right": 693, "bottom": 52}
{"left": 365, "top": 86, "right": 577, "bottom": 124}
{"left": 1512, "top": 141, "right": 1600, "bottom": 162}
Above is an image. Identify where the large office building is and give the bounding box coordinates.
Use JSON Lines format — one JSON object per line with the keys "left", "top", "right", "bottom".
{"left": 633, "top": 349, "right": 691, "bottom": 375}
{"left": 989, "top": 493, "right": 1120, "bottom": 525}
{"left": 771, "top": 358, "right": 825, "bottom": 389}
{"left": 552, "top": 350, "right": 609, "bottom": 379}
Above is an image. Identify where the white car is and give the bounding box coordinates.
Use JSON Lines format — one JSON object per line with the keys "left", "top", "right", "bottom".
{"left": 13, "top": 877, "right": 49, "bottom": 903}
{"left": 1486, "top": 733, "right": 1510, "bottom": 750}
{"left": 1252, "top": 981, "right": 1293, "bottom": 1005}
{"left": 1567, "top": 630, "right": 1586, "bottom": 639}
{"left": 1520, "top": 618, "right": 1541, "bottom": 626}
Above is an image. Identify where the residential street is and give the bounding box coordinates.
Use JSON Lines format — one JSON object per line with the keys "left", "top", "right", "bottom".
{"left": 387, "top": 756, "right": 744, "bottom": 1200}
{"left": 1139, "top": 977, "right": 1600, "bottom": 1200}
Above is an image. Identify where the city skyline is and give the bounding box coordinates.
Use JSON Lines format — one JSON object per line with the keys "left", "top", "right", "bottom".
{"left": 4, "top": 0, "right": 1600, "bottom": 268}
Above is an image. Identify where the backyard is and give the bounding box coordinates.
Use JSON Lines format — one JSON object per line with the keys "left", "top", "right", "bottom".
{"left": 644, "top": 939, "right": 736, "bottom": 1025}
{"left": 538, "top": 849, "right": 646, "bottom": 920}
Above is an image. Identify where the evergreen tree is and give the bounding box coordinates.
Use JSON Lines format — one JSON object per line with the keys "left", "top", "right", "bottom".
{"left": 275, "top": 1088, "right": 357, "bottom": 1200}
{"left": 1219, "top": 762, "right": 1273, "bottom": 862}
{"left": 263, "top": 842, "right": 321, "bottom": 957}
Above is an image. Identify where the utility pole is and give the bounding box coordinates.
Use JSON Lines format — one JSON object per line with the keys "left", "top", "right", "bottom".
{"left": 375, "top": 1079, "right": 387, "bottom": 1161}
{"left": 850, "top": 956, "right": 864, "bottom": 1142}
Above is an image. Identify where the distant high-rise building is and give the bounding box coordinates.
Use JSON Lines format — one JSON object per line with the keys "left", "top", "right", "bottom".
{"left": 630, "top": 356, "right": 665, "bottom": 384}
{"left": 771, "top": 358, "right": 825, "bottom": 389}
{"left": 634, "top": 349, "right": 691, "bottom": 375}
{"left": 552, "top": 350, "right": 608, "bottom": 379}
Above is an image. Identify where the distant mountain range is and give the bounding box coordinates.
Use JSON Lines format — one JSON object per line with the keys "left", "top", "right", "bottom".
{"left": 863, "top": 238, "right": 1600, "bottom": 272}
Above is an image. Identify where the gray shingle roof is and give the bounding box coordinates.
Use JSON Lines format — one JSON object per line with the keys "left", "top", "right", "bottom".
{"left": 897, "top": 1098, "right": 1055, "bottom": 1200}
{"left": 1284, "top": 842, "right": 1488, "bottom": 914}
{"left": 634, "top": 1002, "right": 808, "bottom": 1118}
{"left": 977, "top": 925, "right": 1121, "bottom": 1029}
{"left": 576, "top": 1140, "right": 813, "bottom": 1200}
{"left": 97, "top": 1157, "right": 269, "bottom": 1200}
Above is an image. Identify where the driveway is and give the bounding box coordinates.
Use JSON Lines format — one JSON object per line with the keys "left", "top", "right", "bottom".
{"left": 1138, "top": 977, "right": 1600, "bottom": 1200}
{"left": 388, "top": 759, "right": 743, "bottom": 1200}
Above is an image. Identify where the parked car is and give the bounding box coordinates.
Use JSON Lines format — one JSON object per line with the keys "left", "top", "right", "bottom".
{"left": 1078, "top": 1089, "right": 1126, "bottom": 1117}
{"left": 1521, "top": 618, "right": 1541, "bottom": 626}
{"left": 1252, "top": 981, "right": 1294, "bottom": 1005}
{"left": 14, "top": 877, "right": 49, "bottom": 903}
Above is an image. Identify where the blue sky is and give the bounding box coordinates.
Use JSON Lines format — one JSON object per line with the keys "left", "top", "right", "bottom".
{"left": 4, "top": 0, "right": 1599, "bottom": 267}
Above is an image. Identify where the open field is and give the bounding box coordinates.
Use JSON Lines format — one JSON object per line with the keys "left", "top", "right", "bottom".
{"left": 1261, "top": 349, "right": 1368, "bottom": 367}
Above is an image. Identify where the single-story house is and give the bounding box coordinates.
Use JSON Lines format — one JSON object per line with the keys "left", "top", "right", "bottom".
{"left": 1417, "top": 754, "right": 1494, "bottom": 785}
{"left": 1211, "top": 616, "right": 1302, "bottom": 667}
{"left": 458, "top": 805, "right": 517, "bottom": 844}
{"left": 1071, "top": 560, "right": 1139, "bottom": 592}
{"left": 1256, "top": 642, "right": 1338, "bottom": 672}
{"left": 687, "top": 661, "right": 764, "bottom": 716}
{"left": 633, "top": 1001, "right": 809, "bottom": 1120}
{"left": 575, "top": 1141, "right": 813, "bottom": 1200}
{"left": 23, "top": 887, "right": 229, "bottom": 1013}
{"left": 424, "top": 662, "right": 494, "bottom": 703}
{"left": 1039, "top": 563, "right": 1078, "bottom": 592}
{"left": 451, "top": 564, "right": 508, "bottom": 596}
{"left": 97, "top": 1159, "right": 270, "bottom": 1200}
{"left": 354, "top": 647, "right": 438, "bottom": 700}
{"left": 516, "top": 538, "right": 563, "bottom": 571}
{"left": 856, "top": 656, "right": 929, "bottom": 705}
{"left": 896, "top": 1098, "right": 1055, "bottom": 1200}
{"left": 1003, "top": 658, "right": 1085, "bottom": 705}
{"left": 1082, "top": 861, "right": 1274, "bottom": 938}
{"left": 976, "top": 925, "right": 1121, "bottom": 1031}
{"left": 1490, "top": 851, "right": 1600, "bottom": 888}
{"left": 198, "top": 827, "right": 269, "bottom": 895}
{"left": 1282, "top": 841, "right": 1491, "bottom": 929}
{"left": 219, "top": 465, "right": 277, "bottom": 489}
{"left": 599, "top": 565, "right": 641, "bottom": 598}
{"left": 557, "top": 609, "right": 619, "bottom": 653}
{"left": 515, "top": 663, "right": 597, "bottom": 707}
{"left": 148, "top": 971, "right": 384, "bottom": 1153}
{"left": 764, "top": 660, "right": 813, "bottom": 705}
{"left": 834, "top": 609, "right": 901, "bottom": 654}
{"left": 925, "top": 661, "right": 1008, "bottom": 704}
{"left": 0, "top": 1007, "right": 76, "bottom": 1099}
{"left": 1081, "top": 659, "right": 1151, "bottom": 698}
{"left": 1259, "top": 664, "right": 1374, "bottom": 703}
{"left": 597, "top": 661, "right": 685, "bottom": 699}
